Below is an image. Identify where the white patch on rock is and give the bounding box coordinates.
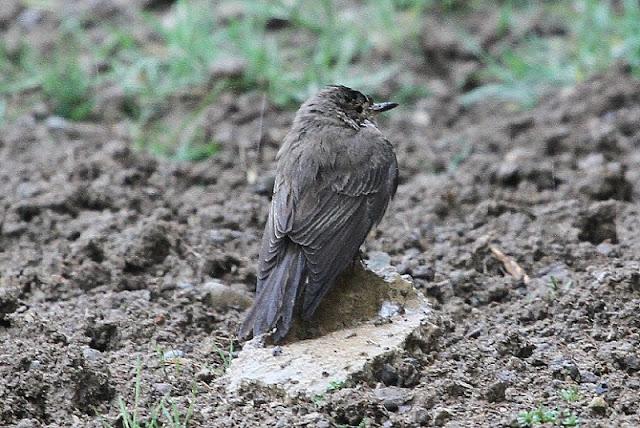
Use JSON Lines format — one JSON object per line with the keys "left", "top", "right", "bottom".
{"left": 225, "top": 257, "right": 432, "bottom": 397}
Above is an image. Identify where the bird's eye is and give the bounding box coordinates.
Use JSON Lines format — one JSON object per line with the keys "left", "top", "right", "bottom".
{"left": 355, "top": 105, "right": 363, "bottom": 113}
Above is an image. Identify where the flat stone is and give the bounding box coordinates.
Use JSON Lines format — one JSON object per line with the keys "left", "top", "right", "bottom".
{"left": 432, "top": 407, "right": 454, "bottom": 426}
{"left": 595, "top": 242, "right": 616, "bottom": 257}
{"left": 153, "top": 382, "right": 172, "bottom": 395}
{"left": 589, "top": 396, "right": 608, "bottom": 414}
{"left": 225, "top": 258, "right": 432, "bottom": 397}
{"left": 82, "top": 347, "right": 102, "bottom": 362}
{"left": 162, "top": 349, "right": 184, "bottom": 360}
{"left": 203, "top": 281, "right": 252, "bottom": 311}
{"left": 374, "top": 386, "right": 414, "bottom": 411}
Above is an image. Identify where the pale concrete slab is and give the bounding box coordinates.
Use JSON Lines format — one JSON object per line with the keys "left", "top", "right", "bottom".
{"left": 226, "top": 256, "right": 433, "bottom": 397}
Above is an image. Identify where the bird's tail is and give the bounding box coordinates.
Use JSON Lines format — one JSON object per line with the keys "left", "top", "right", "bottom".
{"left": 238, "top": 241, "right": 306, "bottom": 343}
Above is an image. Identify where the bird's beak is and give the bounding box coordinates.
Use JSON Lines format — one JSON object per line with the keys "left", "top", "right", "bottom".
{"left": 371, "top": 102, "right": 399, "bottom": 113}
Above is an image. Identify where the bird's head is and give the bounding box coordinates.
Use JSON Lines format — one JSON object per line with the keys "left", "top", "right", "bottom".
{"left": 300, "top": 85, "right": 398, "bottom": 129}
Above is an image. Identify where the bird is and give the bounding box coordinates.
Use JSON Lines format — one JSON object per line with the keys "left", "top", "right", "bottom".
{"left": 239, "top": 85, "right": 399, "bottom": 343}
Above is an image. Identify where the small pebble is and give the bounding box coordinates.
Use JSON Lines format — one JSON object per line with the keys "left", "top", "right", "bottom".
{"left": 374, "top": 386, "right": 413, "bottom": 412}
{"left": 412, "top": 406, "right": 430, "bottom": 424}
{"left": 153, "top": 383, "right": 172, "bottom": 395}
{"left": 177, "top": 281, "right": 194, "bottom": 290}
{"left": 432, "top": 407, "right": 453, "bottom": 426}
{"left": 82, "top": 347, "right": 102, "bottom": 362}
{"left": 378, "top": 301, "right": 402, "bottom": 318}
{"left": 589, "top": 396, "right": 608, "bottom": 414}
{"left": 367, "top": 251, "right": 392, "bottom": 271}
{"left": 45, "top": 116, "right": 69, "bottom": 131}
{"left": 196, "top": 368, "right": 215, "bottom": 383}
{"left": 595, "top": 242, "right": 616, "bottom": 257}
{"left": 163, "top": 349, "right": 184, "bottom": 360}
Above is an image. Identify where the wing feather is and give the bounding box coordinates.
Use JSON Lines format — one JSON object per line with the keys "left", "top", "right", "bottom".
{"left": 253, "top": 127, "right": 398, "bottom": 324}
{"left": 286, "top": 131, "right": 398, "bottom": 317}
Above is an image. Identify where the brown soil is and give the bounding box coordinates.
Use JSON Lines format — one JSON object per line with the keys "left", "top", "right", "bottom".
{"left": 1, "top": 2, "right": 640, "bottom": 427}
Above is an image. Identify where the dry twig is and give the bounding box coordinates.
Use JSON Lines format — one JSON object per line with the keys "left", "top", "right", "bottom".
{"left": 489, "top": 245, "right": 530, "bottom": 284}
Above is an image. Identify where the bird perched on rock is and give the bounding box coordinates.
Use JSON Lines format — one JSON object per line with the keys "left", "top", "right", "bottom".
{"left": 239, "top": 85, "right": 399, "bottom": 343}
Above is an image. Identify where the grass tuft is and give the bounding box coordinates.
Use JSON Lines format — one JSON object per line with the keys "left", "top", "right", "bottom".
{"left": 112, "top": 359, "right": 195, "bottom": 428}
{"left": 42, "top": 48, "right": 94, "bottom": 121}
{"left": 326, "top": 379, "right": 346, "bottom": 392}
{"left": 1, "top": 0, "right": 429, "bottom": 154}
{"left": 213, "top": 340, "right": 235, "bottom": 372}
{"left": 560, "top": 386, "right": 582, "bottom": 403}
{"left": 517, "top": 406, "right": 578, "bottom": 427}
{"left": 464, "top": 0, "right": 640, "bottom": 107}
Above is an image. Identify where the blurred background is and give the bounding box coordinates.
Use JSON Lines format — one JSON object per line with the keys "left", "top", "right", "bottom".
{"left": 2, "top": 0, "right": 639, "bottom": 159}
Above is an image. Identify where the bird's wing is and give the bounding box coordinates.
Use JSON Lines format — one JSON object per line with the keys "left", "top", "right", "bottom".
{"left": 255, "top": 175, "right": 294, "bottom": 291}
{"left": 288, "top": 130, "right": 398, "bottom": 317}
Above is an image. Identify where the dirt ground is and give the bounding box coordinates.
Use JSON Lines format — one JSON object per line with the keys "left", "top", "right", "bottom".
{"left": 1, "top": 2, "right": 640, "bottom": 428}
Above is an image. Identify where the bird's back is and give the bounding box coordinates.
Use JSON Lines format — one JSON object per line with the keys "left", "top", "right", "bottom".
{"left": 239, "top": 86, "right": 398, "bottom": 342}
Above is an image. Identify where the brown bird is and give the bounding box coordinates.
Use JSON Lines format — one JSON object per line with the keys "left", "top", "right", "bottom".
{"left": 239, "top": 85, "right": 399, "bottom": 342}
